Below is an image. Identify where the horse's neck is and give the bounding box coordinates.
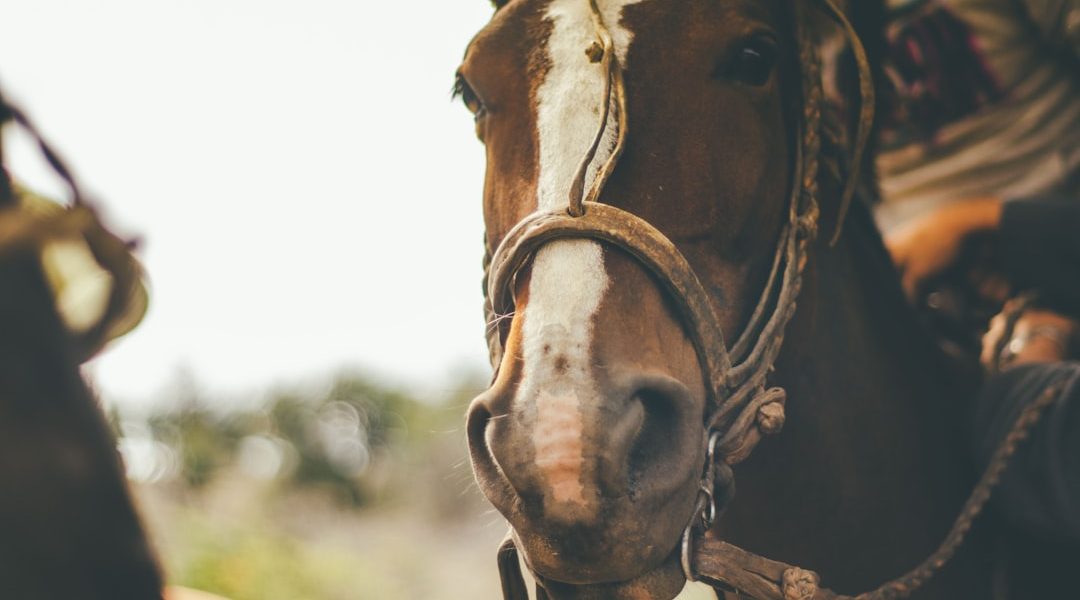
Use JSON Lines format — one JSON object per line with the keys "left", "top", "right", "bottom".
{"left": 718, "top": 211, "right": 989, "bottom": 596}
{"left": 794, "top": 212, "right": 966, "bottom": 414}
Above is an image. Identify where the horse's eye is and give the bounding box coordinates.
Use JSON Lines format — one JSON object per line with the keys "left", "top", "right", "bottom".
{"left": 716, "top": 36, "right": 778, "bottom": 87}
{"left": 452, "top": 72, "right": 488, "bottom": 121}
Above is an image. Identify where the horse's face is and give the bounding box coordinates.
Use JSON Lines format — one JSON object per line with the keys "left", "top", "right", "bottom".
{"left": 461, "top": 0, "right": 796, "bottom": 591}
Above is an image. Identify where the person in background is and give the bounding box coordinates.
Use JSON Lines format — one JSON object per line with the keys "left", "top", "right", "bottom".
{"left": 869, "top": 0, "right": 1079, "bottom": 230}
{"left": 844, "top": 0, "right": 1080, "bottom": 596}
{"left": 890, "top": 196, "right": 1079, "bottom": 541}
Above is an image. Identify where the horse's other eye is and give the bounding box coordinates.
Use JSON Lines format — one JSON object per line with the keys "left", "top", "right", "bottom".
{"left": 452, "top": 72, "right": 488, "bottom": 120}
{"left": 715, "top": 36, "right": 778, "bottom": 87}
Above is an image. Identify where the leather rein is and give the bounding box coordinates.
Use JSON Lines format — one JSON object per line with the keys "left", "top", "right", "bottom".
{"left": 480, "top": 2, "right": 1054, "bottom": 598}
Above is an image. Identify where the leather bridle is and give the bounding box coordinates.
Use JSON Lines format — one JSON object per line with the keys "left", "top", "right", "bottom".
{"left": 479, "top": 2, "right": 1055, "bottom": 599}
{"left": 483, "top": 0, "right": 845, "bottom": 486}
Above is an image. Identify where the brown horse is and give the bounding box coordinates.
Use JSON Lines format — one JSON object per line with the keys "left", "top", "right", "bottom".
{"left": 0, "top": 97, "right": 164, "bottom": 599}
{"left": 459, "top": 1, "right": 1003, "bottom": 598}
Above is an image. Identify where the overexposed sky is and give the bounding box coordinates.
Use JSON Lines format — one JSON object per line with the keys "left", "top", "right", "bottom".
{"left": 0, "top": 1, "right": 496, "bottom": 405}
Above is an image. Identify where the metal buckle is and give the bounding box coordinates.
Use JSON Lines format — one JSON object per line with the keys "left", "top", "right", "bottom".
{"left": 700, "top": 483, "right": 717, "bottom": 529}
{"left": 707, "top": 429, "right": 722, "bottom": 463}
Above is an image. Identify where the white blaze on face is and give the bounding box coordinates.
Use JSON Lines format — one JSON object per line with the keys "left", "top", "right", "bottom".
{"left": 516, "top": 0, "right": 645, "bottom": 521}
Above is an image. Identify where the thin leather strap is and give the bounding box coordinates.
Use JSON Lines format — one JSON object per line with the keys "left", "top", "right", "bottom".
{"left": 498, "top": 534, "right": 530, "bottom": 600}
{"left": 814, "top": 0, "right": 876, "bottom": 246}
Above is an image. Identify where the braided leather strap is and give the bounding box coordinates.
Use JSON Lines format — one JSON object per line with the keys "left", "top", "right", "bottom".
{"left": 691, "top": 380, "right": 1066, "bottom": 600}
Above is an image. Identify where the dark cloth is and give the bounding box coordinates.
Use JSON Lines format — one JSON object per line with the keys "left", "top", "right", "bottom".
{"left": 1001, "top": 196, "right": 1080, "bottom": 313}
{"left": 972, "top": 363, "right": 1080, "bottom": 543}
{"left": 968, "top": 194, "right": 1080, "bottom": 596}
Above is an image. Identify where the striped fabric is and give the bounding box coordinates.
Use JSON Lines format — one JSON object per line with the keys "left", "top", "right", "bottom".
{"left": 875, "top": 0, "right": 1080, "bottom": 229}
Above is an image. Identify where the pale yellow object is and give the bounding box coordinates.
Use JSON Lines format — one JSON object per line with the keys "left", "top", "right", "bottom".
{"left": 10, "top": 187, "right": 148, "bottom": 353}
{"left": 164, "top": 586, "right": 231, "bottom": 600}
{"left": 675, "top": 580, "right": 720, "bottom": 599}
{"left": 41, "top": 237, "right": 113, "bottom": 333}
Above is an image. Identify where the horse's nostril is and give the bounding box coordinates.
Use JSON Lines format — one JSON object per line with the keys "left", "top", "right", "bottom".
{"left": 466, "top": 401, "right": 491, "bottom": 450}
{"left": 468, "top": 372, "right": 702, "bottom": 520}
{"left": 465, "top": 397, "right": 496, "bottom": 481}
{"left": 627, "top": 387, "right": 682, "bottom": 497}
{"left": 466, "top": 394, "right": 521, "bottom": 512}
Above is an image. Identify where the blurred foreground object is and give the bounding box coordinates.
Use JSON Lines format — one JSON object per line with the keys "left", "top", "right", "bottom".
{"left": 0, "top": 90, "right": 163, "bottom": 596}
{"left": 0, "top": 144, "right": 149, "bottom": 360}
{"left": 15, "top": 185, "right": 149, "bottom": 356}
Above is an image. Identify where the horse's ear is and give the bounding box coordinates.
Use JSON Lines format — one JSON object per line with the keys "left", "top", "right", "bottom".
{"left": 491, "top": 0, "right": 511, "bottom": 9}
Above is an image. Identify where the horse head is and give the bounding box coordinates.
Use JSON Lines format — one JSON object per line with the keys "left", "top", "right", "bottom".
{"left": 458, "top": 1, "right": 865, "bottom": 596}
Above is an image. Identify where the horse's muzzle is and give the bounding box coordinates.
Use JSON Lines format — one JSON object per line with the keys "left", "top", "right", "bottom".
{"left": 466, "top": 369, "right": 706, "bottom": 585}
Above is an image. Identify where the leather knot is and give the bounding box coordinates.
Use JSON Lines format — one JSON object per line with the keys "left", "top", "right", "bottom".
{"left": 782, "top": 567, "right": 820, "bottom": 600}
{"left": 585, "top": 42, "right": 604, "bottom": 63}
{"left": 757, "top": 397, "right": 786, "bottom": 435}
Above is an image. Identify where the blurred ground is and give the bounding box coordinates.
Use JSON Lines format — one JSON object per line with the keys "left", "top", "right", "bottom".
{"left": 112, "top": 369, "right": 508, "bottom": 600}
{"left": 136, "top": 480, "right": 507, "bottom": 600}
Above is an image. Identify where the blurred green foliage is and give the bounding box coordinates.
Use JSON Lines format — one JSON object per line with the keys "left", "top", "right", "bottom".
{"left": 159, "top": 509, "right": 380, "bottom": 600}
{"left": 117, "top": 366, "right": 501, "bottom": 595}
{"left": 122, "top": 368, "right": 502, "bottom": 599}
{"left": 121, "top": 369, "right": 486, "bottom": 508}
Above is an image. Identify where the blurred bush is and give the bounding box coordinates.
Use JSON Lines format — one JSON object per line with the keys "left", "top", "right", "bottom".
{"left": 116, "top": 369, "right": 486, "bottom": 510}
{"left": 114, "top": 368, "right": 506, "bottom": 599}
